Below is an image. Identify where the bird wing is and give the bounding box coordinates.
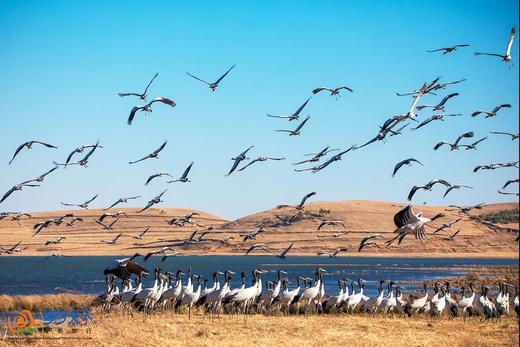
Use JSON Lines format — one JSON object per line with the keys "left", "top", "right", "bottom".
{"left": 493, "top": 104, "right": 511, "bottom": 113}
{"left": 471, "top": 111, "right": 485, "bottom": 117}
{"left": 394, "top": 205, "right": 417, "bottom": 228}
{"left": 9, "top": 143, "right": 28, "bottom": 165}
{"left": 65, "top": 149, "right": 80, "bottom": 164}
{"left": 214, "top": 65, "right": 236, "bottom": 85}
{"left": 80, "top": 143, "right": 99, "bottom": 162}
{"left": 94, "top": 220, "right": 109, "bottom": 229}
{"left": 443, "top": 186, "right": 455, "bottom": 198}
{"left": 312, "top": 87, "right": 330, "bottom": 94}
{"left": 433, "top": 141, "right": 450, "bottom": 150}
{"left": 150, "top": 97, "right": 176, "bottom": 108}
{"left": 294, "top": 116, "right": 310, "bottom": 133}
{"left": 336, "top": 86, "right": 353, "bottom": 92}
{"left": 124, "top": 260, "right": 149, "bottom": 276}
{"left": 152, "top": 141, "right": 168, "bottom": 155}
{"left": 298, "top": 191, "right": 316, "bottom": 207}
{"left": 226, "top": 158, "right": 242, "bottom": 176}
{"left": 267, "top": 114, "right": 293, "bottom": 119}
{"left": 129, "top": 155, "right": 150, "bottom": 164}
{"left": 0, "top": 186, "right": 17, "bottom": 203}
{"left": 293, "top": 98, "right": 311, "bottom": 117}
{"left": 85, "top": 194, "right": 99, "bottom": 205}
{"left": 181, "top": 162, "right": 194, "bottom": 178}
{"left": 118, "top": 92, "right": 142, "bottom": 98}
{"left": 474, "top": 52, "right": 505, "bottom": 58}
{"left": 32, "top": 141, "right": 57, "bottom": 148}
{"left": 427, "top": 48, "right": 449, "bottom": 52}
{"left": 429, "top": 179, "right": 451, "bottom": 188}
{"left": 407, "top": 186, "right": 422, "bottom": 201}
{"left": 127, "top": 106, "right": 142, "bottom": 125}
{"left": 41, "top": 166, "right": 59, "bottom": 178}
{"left": 438, "top": 93, "right": 458, "bottom": 106}
{"left": 317, "top": 222, "right": 327, "bottom": 230}
{"left": 138, "top": 201, "right": 154, "bottom": 213}
{"left": 143, "top": 72, "right": 159, "bottom": 95}
{"left": 280, "top": 243, "right": 294, "bottom": 257}
{"left": 186, "top": 72, "right": 211, "bottom": 85}
{"left": 506, "top": 26, "right": 516, "bottom": 56}
{"left": 412, "top": 117, "right": 434, "bottom": 130}
{"left": 238, "top": 159, "right": 259, "bottom": 172}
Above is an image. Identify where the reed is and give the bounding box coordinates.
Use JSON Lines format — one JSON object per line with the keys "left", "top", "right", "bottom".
{"left": 0, "top": 294, "right": 95, "bottom": 312}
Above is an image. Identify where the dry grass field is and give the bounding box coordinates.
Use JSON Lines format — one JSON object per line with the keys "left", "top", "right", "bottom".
{"left": 1, "top": 312, "right": 518, "bottom": 347}
{"left": 0, "top": 200, "right": 518, "bottom": 258}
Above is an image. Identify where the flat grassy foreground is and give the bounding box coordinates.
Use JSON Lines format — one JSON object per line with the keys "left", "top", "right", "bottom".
{"left": 1, "top": 312, "right": 518, "bottom": 347}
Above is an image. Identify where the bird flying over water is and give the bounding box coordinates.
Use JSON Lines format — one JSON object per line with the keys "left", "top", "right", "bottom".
{"left": 100, "top": 233, "right": 124, "bottom": 245}
{"left": 318, "top": 247, "right": 348, "bottom": 258}
{"left": 186, "top": 65, "right": 235, "bottom": 91}
{"left": 474, "top": 26, "right": 516, "bottom": 63}
{"left": 127, "top": 97, "right": 176, "bottom": 125}
{"left": 275, "top": 243, "right": 294, "bottom": 259}
{"left": 427, "top": 44, "right": 470, "bottom": 54}
{"left": 143, "top": 246, "right": 176, "bottom": 261}
{"left": 226, "top": 146, "right": 254, "bottom": 176}
{"left": 9, "top": 141, "right": 57, "bottom": 165}
{"left": 240, "top": 227, "right": 265, "bottom": 242}
{"left": 392, "top": 158, "right": 423, "bottom": 177}
{"left": 61, "top": 194, "right": 98, "bottom": 209}
{"left": 129, "top": 141, "right": 167, "bottom": 164}
{"left": 358, "top": 234, "right": 383, "bottom": 252}
{"left": 245, "top": 243, "right": 270, "bottom": 255}
{"left": 275, "top": 116, "right": 310, "bottom": 136}
{"left": 118, "top": 73, "right": 158, "bottom": 101}
{"left": 267, "top": 97, "right": 310, "bottom": 121}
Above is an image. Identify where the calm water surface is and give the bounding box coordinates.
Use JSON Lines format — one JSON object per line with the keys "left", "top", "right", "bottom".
{"left": 0, "top": 256, "right": 517, "bottom": 296}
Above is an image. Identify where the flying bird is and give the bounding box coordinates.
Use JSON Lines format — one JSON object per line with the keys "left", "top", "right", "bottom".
{"left": 9, "top": 141, "right": 57, "bottom": 165}
{"left": 471, "top": 104, "right": 511, "bottom": 118}
{"left": 238, "top": 157, "right": 285, "bottom": 172}
{"left": 54, "top": 142, "right": 100, "bottom": 167}
{"left": 127, "top": 97, "right": 176, "bottom": 125}
{"left": 0, "top": 242, "right": 24, "bottom": 255}
{"left": 474, "top": 26, "right": 516, "bottom": 62}
{"left": 293, "top": 146, "right": 339, "bottom": 165}
{"left": 387, "top": 205, "right": 444, "bottom": 245}
{"left": 94, "top": 217, "right": 120, "bottom": 230}
{"left": 104, "top": 196, "right": 141, "bottom": 210}
{"left": 358, "top": 234, "right": 383, "bottom": 252}
{"left": 65, "top": 144, "right": 103, "bottom": 165}
{"left": 98, "top": 211, "right": 128, "bottom": 222}
{"left": 275, "top": 243, "right": 294, "bottom": 259}
{"left": 186, "top": 65, "right": 235, "bottom": 91}
{"left": 443, "top": 185, "right": 473, "bottom": 198}
{"left": 317, "top": 220, "right": 346, "bottom": 230}
{"left": 45, "top": 237, "right": 66, "bottom": 246}
{"left": 274, "top": 213, "right": 300, "bottom": 226}
{"left": 1, "top": 181, "right": 40, "bottom": 204}
{"left": 167, "top": 162, "right": 194, "bottom": 183}
{"left": 445, "top": 203, "right": 485, "bottom": 214}
{"left": 392, "top": 158, "right": 423, "bottom": 177}
{"left": 132, "top": 227, "right": 150, "bottom": 240}
{"left": 138, "top": 190, "right": 167, "bottom": 213}
{"left": 317, "top": 247, "right": 348, "bottom": 258}
{"left": 296, "top": 145, "right": 356, "bottom": 172}
{"left": 458, "top": 137, "right": 487, "bottom": 150}
{"left": 277, "top": 191, "right": 316, "bottom": 210}
{"left": 407, "top": 179, "right": 451, "bottom": 201}
{"left": 226, "top": 146, "right": 254, "bottom": 176}
{"left": 432, "top": 218, "right": 462, "bottom": 235}
{"left": 60, "top": 194, "right": 98, "bottom": 209}
{"left": 498, "top": 190, "right": 519, "bottom": 196}
{"left": 427, "top": 44, "right": 470, "bottom": 54}
{"left": 438, "top": 230, "right": 461, "bottom": 241}
{"left": 412, "top": 114, "right": 462, "bottom": 131}
{"left": 416, "top": 93, "right": 459, "bottom": 111}
{"left": 490, "top": 131, "right": 519, "bottom": 140}
{"left": 275, "top": 116, "right": 310, "bottom": 136}
{"left": 145, "top": 172, "right": 173, "bottom": 185}
{"left": 312, "top": 86, "right": 353, "bottom": 98}
{"left": 245, "top": 243, "right": 270, "bottom": 255}
{"left": 25, "top": 166, "right": 59, "bottom": 184}
{"left": 100, "top": 233, "right": 124, "bottom": 245}
{"left": 433, "top": 131, "right": 474, "bottom": 151}
{"left": 143, "top": 246, "right": 176, "bottom": 261}
{"left": 118, "top": 72, "right": 158, "bottom": 100}
{"left": 129, "top": 141, "right": 167, "bottom": 164}
{"left": 240, "top": 227, "right": 265, "bottom": 242}
{"left": 267, "top": 97, "right": 310, "bottom": 121}
{"left": 502, "top": 178, "right": 519, "bottom": 189}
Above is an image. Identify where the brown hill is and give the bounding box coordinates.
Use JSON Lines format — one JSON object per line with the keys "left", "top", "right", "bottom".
{"left": 0, "top": 201, "right": 518, "bottom": 258}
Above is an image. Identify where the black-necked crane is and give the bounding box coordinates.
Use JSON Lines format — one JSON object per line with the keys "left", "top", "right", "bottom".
{"left": 443, "top": 184, "right": 473, "bottom": 198}
{"left": 54, "top": 142, "right": 100, "bottom": 167}
{"left": 471, "top": 104, "right": 511, "bottom": 118}
{"left": 277, "top": 191, "right": 316, "bottom": 210}
{"left": 61, "top": 194, "right": 98, "bottom": 209}
{"left": 474, "top": 26, "right": 516, "bottom": 63}
{"left": 412, "top": 113, "right": 462, "bottom": 131}
{"left": 98, "top": 211, "right": 128, "bottom": 222}
{"left": 268, "top": 97, "right": 310, "bottom": 121}
{"left": 293, "top": 146, "right": 339, "bottom": 166}
{"left": 432, "top": 218, "right": 462, "bottom": 235}
{"left": 392, "top": 158, "right": 423, "bottom": 177}
{"left": 9, "top": 140, "right": 57, "bottom": 165}
{"left": 129, "top": 141, "right": 167, "bottom": 164}
{"left": 459, "top": 137, "right": 488, "bottom": 150}
{"left": 386, "top": 204, "right": 444, "bottom": 245}
{"left": 427, "top": 44, "right": 470, "bottom": 54}
{"left": 364, "top": 280, "right": 387, "bottom": 315}
{"left": 434, "top": 131, "right": 474, "bottom": 151}
{"left": 143, "top": 246, "right": 176, "bottom": 261}
{"left": 95, "top": 217, "right": 120, "bottom": 230}
{"left": 0, "top": 241, "right": 23, "bottom": 255}
{"left": 317, "top": 220, "right": 346, "bottom": 230}
{"left": 240, "top": 227, "right": 264, "bottom": 242}
{"left": 0, "top": 181, "right": 40, "bottom": 204}
{"left": 403, "top": 282, "right": 429, "bottom": 316}
{"left": 416, "top": 93, "right": 459, "bottom": 111}
{"left": 358, "top": 234, "right": 383, "bottom": 251}
{"left": 457, "top": 283, "right": 476, "bottom": 321}
{"left": 44, "top": 236, "right": 66, "bottom": 246}
{"left": 132, "top": 227, "right": 150, "bottom": 240}
{"left": 294, "top": 268, "right": 327, "bottom": 314}
{"left": 277, "top": 276, "right": 304, "bottom": 314}
{"left": 127, "top": 97, "right": 176, "bottom": 125}
{"left": 27, "top": 166, "right": 58, "bottom": 183}
{"left": 100, "top": 233, "right": 124, "bottom": 245}
{"left": 490, "top": 131, "right": 519, "bottom": 140}
{"left": 407, "top": 179, "right": 452, "bottom": 201}
{"left": 145, "top": 172, "right": 173, "bottom": 185}
{"left": 118, "top": 72, "right": 158, "bottom": 101}
{"left": 312, "top": 86, "right": 353, "bottom": 99}
{"left": 65, "top": 144, "right": 103, "bottom": 165}
{"left": 502, "top": 178, "right": 519, "bottom": 189}
{"left": 238, "top": 156, "right": 285, "bottom": 172}
{"left": 104, "top": 196, "right": 141, "bottom": 210}
{"left": 167, "top": 162, "right": 194, "bottom": 183}
{"left": 275, "top": 116, "right": 310, "bottom": 136}
{"left": 139, "top": 189, "right": 167, "bottom": 213}
{"left": 226, "top": 145, "right": 254, "bottom": 176}
{"left": 317, "top": 247, "right": 348, "bottom": 258}
{"left": 186, "top": 65, "right": 235, "bottom": 91}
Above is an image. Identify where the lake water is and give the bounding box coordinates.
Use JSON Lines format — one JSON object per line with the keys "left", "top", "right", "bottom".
{"left": 0, "top": 256, "right": 517, "bottom": 296}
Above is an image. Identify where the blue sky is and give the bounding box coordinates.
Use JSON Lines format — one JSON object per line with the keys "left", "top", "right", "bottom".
{"left": 0, "top": 1, "right": 518, "bottom": 219}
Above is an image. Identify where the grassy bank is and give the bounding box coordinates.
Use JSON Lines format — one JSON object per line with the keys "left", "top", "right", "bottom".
{"left": 0, "top": 294, "right": 94, "bottom": 312}
{"left": 2, "top": 311, "right": 519, "bottom": 347}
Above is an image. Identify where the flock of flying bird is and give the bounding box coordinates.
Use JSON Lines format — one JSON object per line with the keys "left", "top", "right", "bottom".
{"left": 1, "top": 24, "right": 519, "bottom": 320}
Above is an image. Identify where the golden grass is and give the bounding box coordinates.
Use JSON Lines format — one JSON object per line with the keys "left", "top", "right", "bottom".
{"left": 0, "top": 294, "right": 94, "bottom": 312}
{"left": 1, "top": 311, "right": 518, "bottom": 347}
